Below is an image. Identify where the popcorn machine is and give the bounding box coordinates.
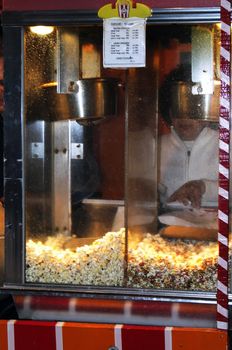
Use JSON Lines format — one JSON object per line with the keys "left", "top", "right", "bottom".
{"left": 0, "top": 0, "right": 231, "bottom": 340}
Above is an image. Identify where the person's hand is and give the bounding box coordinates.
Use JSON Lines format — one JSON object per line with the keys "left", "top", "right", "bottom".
{"left": 167, "top": 180, "right": 206, "bottom": 209}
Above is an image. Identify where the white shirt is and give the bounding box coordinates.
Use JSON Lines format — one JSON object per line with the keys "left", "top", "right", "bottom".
{"left": 159, "top": 127, "right": 218, "bottom": 206}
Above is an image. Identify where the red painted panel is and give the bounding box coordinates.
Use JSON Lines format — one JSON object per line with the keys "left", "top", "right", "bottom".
{"left": 121, "top": 325, "right": 165, "bottom": 350}
{"left": 3, "top": 0, "right": 219, "bottom": 12}
{"left": 14, "top": 321, "right": 56, "bottom": 350}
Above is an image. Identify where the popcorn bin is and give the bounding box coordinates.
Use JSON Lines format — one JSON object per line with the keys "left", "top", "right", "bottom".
{"left": 1, "top": 4, "right": 230, "bottom": 331}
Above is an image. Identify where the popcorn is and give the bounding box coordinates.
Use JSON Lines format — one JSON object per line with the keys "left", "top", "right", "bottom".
{"left": 26, "top": 229, "right": 125, "bottom": 286}
{"left": 127, "top": 233, "right": 218, "bottom": 291}
{"left": 26, "top": 229, "right": 219, "bottom": 291}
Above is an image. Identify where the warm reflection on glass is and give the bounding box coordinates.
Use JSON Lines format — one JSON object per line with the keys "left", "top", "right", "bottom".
{"left": 24, "top": 24, "right": 221, "bottom": 292}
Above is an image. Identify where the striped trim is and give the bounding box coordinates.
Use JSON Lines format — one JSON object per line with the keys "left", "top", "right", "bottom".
{"left": 221, "top": 47, "right": 230, "bottom": 61}
{"left": 7, "top": 320, "right": 16, "bottom": 350}
{"left": 218, "top": 210, "right": 228, "bottom": 224}
{"left": 218, "top": 256, "right": 228, "bottom": 270}
{"left": 218, "top": 280, "right": 228, "bottom": 295}
{"left": 217, "top": 321, "right": 228, "bottom": 330}
{"left": 221, "top": 0, "right": 231, "bottom": 11}
{"left": 219, "top": 116, "right": 230, "bottom": 130}
{"left": 220, "top": 97, "right": 230, "bottom": 110}
{"left": 217, "top": 304, "right": 229, "bottom": 318}
{"left": 218, "top": 233, "right": 228, "bottom": 246}
{"left": 55, "top": 322, "right": 64, "bottom": 350}
{"left": 219, "top": 164, "right": 229, "bottom": 178}
{"left": 114, "top": 325, "right": 122, "bottom": 350}
{"left": 219, "top": 139, "right": 229, "bottom": 153}
{"left": 218, "top": 0, "right": 231, "bottom": 330}
{"left": 165, "top": 327, "right": 172, "bottom": 350}
{"left": 221, "top": 21, "right": 231, "bottom": 34}
{"left": 221, "top": 71, "right": 230, "bottom": 85}
{"left": 219, "top": 187, "right": 229, "bottom": 199}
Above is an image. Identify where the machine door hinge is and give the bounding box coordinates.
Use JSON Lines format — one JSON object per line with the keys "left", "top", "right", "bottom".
{"left": 31, "top": 142, "right": 44, "bottom": 159}
{"left": 71, "top": 143, "right": 84, "bottom": 160}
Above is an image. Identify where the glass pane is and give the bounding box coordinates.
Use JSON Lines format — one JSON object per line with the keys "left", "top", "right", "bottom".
{"left": 24, "top": 26, "right": 126, "bottom": 287}
{"left": 127, "top": 24, "right": 220, "bottom": 292}
{"left": 24, "top": 23, "right": 220, "bottom": 293}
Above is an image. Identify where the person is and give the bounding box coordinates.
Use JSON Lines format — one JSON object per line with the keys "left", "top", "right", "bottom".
{"left": 113, "top": 64, "right": 219, "bottom": 232}
{"left": 158, "top": 64, "right": 218, "bottom": 209}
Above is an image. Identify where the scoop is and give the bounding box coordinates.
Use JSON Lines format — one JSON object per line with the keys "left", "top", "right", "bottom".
{"left": 161, "top": 225, "right": 217, "bottom": 241}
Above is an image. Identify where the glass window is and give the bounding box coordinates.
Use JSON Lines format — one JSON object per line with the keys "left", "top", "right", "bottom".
{"left": 24, "top": 24, "right": 220, "bottom": 292}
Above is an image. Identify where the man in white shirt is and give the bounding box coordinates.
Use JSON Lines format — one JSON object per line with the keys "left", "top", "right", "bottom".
{"left": 159, "top": 65, "right": 219, "bottom": 209}
{"left": 159, "top": 119, "right": 218, "bottom": 208}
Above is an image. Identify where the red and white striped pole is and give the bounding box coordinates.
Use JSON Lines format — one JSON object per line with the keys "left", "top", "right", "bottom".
{"left": 217, "top": 0, "right": 231, "bottom": 330}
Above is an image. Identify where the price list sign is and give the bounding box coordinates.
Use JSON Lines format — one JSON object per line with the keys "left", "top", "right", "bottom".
{"left": 103, "top": 17, "right": 146, "bottom": 68}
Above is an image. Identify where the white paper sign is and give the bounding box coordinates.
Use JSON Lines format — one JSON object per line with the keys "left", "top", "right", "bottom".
{"left": 103, "top": 17, "right": 146, "bottom": 68}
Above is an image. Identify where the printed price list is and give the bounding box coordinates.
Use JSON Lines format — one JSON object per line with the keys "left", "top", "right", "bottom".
{"left": 103, "top": 18, "right": 146, "bottom": 68}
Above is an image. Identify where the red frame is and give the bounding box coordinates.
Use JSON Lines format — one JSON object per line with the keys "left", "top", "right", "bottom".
{"left": 2, "top": 0, "right": 220, "bottom": 11}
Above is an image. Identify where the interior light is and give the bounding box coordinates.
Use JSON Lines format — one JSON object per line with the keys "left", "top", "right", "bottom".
{"left": 30, "top": 26, "right": 54, "bottom": 35}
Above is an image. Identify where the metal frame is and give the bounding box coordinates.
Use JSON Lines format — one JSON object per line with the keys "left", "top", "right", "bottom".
{"left": 1, "top": 8, "right": 227, "bottom": 316}
{"left": 2, "top": 7, "right": 222, "bottom": 26}
{"left": 3, "top": 26, "right": 24, "bottom": 285}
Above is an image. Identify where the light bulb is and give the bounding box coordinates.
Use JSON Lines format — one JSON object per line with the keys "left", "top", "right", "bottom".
{"left": 30, "top": 26, "right": 54, "bottom": 35}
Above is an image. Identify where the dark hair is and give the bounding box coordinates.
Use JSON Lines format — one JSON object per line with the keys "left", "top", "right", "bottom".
{"left": 159, "top": 64, "right": 191, "bottom": 125}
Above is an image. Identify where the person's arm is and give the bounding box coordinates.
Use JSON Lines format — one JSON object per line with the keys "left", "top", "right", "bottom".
{"left": 167, "top": 178, "right": 218, "bottom": 208}
{"left": 167, "top": 180, "right": 206, "bottom": 208}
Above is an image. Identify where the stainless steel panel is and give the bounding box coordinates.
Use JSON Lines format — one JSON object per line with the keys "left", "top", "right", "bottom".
{"left": 52, "top": 121, "right": 71, "bottom": 233}
{"left": 57, "top": 28, "right": 80, "bottom": 93}
{"left": 169, "top": 80, "right": 220, "bottom": 121}
{"left": 191, "top": 26, "right": 214, "bottom": 94}
{"left": 32, "top": 78, "right": 119, "bottom": 124}
{"left": 31, "top": 142, "right": 44, "bottom": 159}
{"left": 71, "top": 143, "right": 83, "bottom": 160}
{"left": 25, "top": 121, "right": 52, "bottom": 236}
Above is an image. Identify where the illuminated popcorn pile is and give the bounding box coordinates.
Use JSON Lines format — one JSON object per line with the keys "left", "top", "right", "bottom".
{"left": 26, "top": 229, "right": 125, "bottom": 286}
{"left": 26, "top": 229, "right": 218, "bottom": 291}
{"left": 128, "top": 233, "right": 218, "bottom": 291}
